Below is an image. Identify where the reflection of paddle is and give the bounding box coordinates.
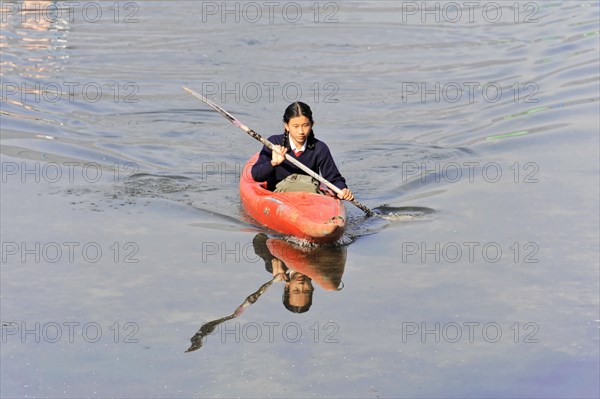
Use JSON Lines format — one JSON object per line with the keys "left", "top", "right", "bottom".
{"left": 185, "top": 274, "right": 284, "bottom": 353}
{"left": 183, "top": 86, "right": 376, "bottom": 217}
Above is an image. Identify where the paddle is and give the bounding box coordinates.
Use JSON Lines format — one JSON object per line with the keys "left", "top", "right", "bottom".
{"left": 183, "top": 86, "right": 376, "bottom": 217}
{"left": 186, "top": 273, "right": 285, "bottom": 353}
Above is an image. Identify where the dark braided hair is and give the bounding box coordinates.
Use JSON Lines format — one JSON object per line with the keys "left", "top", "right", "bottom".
{"left": 282, "top": 102, "right": 316, "bottom": 150}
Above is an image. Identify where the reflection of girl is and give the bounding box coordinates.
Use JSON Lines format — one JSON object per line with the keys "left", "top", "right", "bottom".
{"left": 272, "top": 258, "right": 314, "bottom": 313}
{"left": 254, "top": 233, "right": 314, "bottom": 313}
{"left": 187, "top": 235, "right": 345, "bottom": 352}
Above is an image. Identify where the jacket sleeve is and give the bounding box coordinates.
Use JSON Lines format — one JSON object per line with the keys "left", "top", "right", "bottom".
{"left": 318, "top": 143, "right": 347, "bottom": 190}
{"left": 251, "top": 145, "right": 275, "bottom": 182}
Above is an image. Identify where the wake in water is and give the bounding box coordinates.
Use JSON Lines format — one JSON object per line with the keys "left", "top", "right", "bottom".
{"left": 277, "top": 205, "right": 436, "bottom": 247}
{"left": 50, "top": 168, "right": 436, "bottom": 245}
{"left": 338, "top": 205, "right": 436, "bottom": 244}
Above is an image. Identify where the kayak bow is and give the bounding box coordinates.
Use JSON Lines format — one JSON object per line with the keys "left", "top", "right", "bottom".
{"left": 240, "top": 153, "right": 346, "bottom": 244}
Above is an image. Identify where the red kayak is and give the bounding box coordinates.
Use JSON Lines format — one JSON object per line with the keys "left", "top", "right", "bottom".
{"left": 240, "top": 153, "right": 346, "bottom": 244}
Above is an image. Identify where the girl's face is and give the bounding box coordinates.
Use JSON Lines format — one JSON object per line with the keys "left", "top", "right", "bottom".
{"left": 284, "top": 115, "right": 312, "bottom": 147}
{"left": 286, "top": 273, "right": 313, "bottom": 307}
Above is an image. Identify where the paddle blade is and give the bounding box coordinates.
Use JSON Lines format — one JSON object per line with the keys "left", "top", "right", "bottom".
{"left": 372, "top": 206, "right": 435, "bottom": 221}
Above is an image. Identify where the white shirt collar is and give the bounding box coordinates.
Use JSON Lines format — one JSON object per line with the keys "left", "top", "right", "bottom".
{"left": 290, "top": 139, "right": 307, "bottom": 152}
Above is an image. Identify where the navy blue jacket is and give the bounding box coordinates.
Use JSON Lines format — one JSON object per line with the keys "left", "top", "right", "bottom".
{"left": 251, "top": 134, "right": 347, "bottom": 191}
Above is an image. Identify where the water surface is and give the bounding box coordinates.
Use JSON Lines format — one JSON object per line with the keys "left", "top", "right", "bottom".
{"left": 1, "top": 1, "right": 599, "bottom": 397}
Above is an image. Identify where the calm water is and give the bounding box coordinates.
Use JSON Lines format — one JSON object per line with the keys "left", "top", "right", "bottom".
{"left": 1, "top": 1, "right": 599, "bottom": 398}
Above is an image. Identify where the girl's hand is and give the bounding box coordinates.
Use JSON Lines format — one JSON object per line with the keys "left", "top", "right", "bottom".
{"left": 272, "top": 258, "right": 287, "bottom": 278}
{"left": 271, "top": 145, "right": 287, "bottom": 166}
{"left": 337, "top": 188, "right": 354, "bottom": 201}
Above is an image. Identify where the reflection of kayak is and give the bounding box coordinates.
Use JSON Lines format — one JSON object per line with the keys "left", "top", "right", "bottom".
{"left": 240, "top": 153, "right": 346, "bottom": 244}
{"left": 266, "top": 238, "right": 346, "bottom": 291}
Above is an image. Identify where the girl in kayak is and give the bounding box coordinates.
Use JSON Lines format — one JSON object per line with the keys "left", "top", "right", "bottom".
{"left": 251, "top": 102, "right": 354, "bottom": 201}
